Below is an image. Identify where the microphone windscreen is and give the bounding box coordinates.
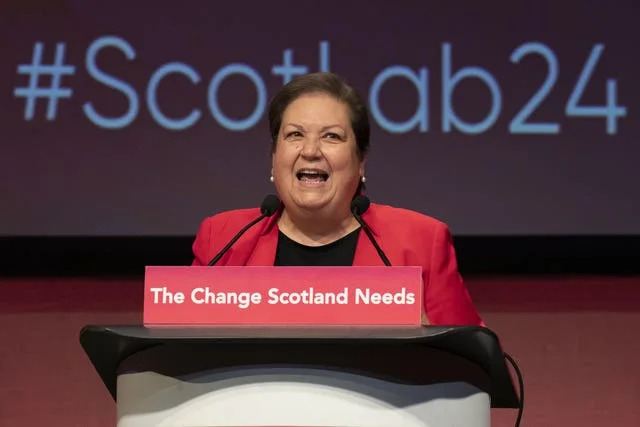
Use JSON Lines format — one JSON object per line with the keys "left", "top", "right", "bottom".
{"left": 260, "top": 194, "right": 281, "bottom": 216}
{"left": 351, "top": 195, "right": 371, "bottom": 215}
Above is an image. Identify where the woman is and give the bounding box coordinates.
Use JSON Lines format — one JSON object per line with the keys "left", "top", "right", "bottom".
{"left": 192, "top": 72, "right": 483, "bottom": 326}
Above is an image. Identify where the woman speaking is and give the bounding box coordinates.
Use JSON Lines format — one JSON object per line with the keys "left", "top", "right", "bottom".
{"left": 191, "top": 72, "right": 483, "bottom": 326}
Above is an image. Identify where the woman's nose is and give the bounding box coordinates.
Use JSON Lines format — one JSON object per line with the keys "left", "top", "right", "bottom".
{"left": 300, "top": 136, "right": 322, "bottom": 158}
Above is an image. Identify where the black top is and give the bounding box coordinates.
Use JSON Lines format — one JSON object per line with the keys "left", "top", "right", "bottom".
{"left": 274, "top": 227, "right": 361, "bottom": 266}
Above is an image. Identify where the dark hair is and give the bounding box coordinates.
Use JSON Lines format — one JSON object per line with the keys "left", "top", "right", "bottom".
{"left": 268, "top": 72, "right": 370, "bottom": 160}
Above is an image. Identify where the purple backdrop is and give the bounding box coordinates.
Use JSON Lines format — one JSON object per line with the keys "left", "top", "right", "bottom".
{"left": 1, "top": 0, "right": 638, "bottom": 236}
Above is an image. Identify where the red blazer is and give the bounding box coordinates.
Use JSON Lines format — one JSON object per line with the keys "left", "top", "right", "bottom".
{"left": 192, "top": 203, "right": 483, "bottom": 326}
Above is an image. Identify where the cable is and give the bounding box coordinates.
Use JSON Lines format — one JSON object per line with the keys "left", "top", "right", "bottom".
{"left": 504, "top": 352, "right": 524, "bottom": 427}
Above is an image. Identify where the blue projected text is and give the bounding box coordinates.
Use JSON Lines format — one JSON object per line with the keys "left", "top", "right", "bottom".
{"left": 13, "top": 37, "right": 627, "bottom": 135}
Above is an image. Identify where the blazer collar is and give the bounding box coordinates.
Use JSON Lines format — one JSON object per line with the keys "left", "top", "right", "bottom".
{"left": 359, "top": 204, "right": 379, "bottom": 236}
{"left": 260, "top": 204, "right": 283, "bottom": 235}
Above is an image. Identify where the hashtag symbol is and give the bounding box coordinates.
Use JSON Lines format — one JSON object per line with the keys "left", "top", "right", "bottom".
{"left": 13, "top": 42, "right": 76, "bottom": 120}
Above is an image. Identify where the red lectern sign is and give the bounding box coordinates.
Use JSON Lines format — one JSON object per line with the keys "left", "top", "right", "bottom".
{"left": 144, "top": 266, "right": 423, "bottom": 326}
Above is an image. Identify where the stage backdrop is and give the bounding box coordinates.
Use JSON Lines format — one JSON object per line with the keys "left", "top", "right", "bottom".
{"left": 1, "top": 0, "right": 638, "bottom": 236}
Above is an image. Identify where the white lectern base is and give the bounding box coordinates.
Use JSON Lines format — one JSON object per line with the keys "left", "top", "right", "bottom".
{"left": 117, "top": 367, "right": 489, "bottom": 427}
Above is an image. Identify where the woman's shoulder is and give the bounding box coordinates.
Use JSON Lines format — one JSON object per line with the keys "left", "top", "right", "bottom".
{"left": 203, "top": 207, "right": 263, "bottom": 227}
{"left": 368, "top": 202, "right": 447, "bottom": 230}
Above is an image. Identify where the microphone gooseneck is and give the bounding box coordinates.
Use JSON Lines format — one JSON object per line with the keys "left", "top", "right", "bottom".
{"left": 351, "top": 196, "right": 392, "bottom": 266}
{"left": 207, "top": 195, "right": 280, "bottom": 266}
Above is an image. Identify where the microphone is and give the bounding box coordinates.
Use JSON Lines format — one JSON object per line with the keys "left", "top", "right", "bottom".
{"left": 207, "top": 195, "right": 280, "bottom": 266}
{"left": 351, "top": 195, "right": 391, "bottom": 266}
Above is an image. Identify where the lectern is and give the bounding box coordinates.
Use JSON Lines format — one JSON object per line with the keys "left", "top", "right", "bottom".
{"left": 80, "top": 325, "right": 519, "bottom": 426}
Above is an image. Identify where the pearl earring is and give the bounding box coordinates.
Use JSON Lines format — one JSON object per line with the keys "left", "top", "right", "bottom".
{"left": 360, "top": 176, "right": 366, "bottom": 183}
{"left": 270, "top": 175, "right": 274, "bottom": 182}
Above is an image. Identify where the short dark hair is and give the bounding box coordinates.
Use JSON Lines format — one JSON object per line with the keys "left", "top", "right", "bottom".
{"left": 268, "top": 72, "right": 370, "bottom": 160}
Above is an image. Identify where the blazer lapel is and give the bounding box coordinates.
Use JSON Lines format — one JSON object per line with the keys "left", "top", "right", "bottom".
{"left": 352, "top": 205, "right": 386, "bottom": 266}
{"left": 246, "top": 227, "right": 278, "bottom": 265}
{"left": 245, "top": 212, "right": 280, "bottom": 266}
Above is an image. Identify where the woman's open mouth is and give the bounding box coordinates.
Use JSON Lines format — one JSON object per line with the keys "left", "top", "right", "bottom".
{"left": 296, "top": 169, "right": 329, "bottom": 185}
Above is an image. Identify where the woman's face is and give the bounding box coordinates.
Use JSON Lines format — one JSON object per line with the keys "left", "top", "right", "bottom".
{"left": 272, "top": 92, "right": 364, "bottom": 217}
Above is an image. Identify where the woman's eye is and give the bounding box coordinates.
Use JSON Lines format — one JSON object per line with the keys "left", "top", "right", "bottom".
{"left": 286, "top": 131, "right": 302, "bottom": 138}
{"left": 324, "top": 132, "right": 343, "bottom": 140}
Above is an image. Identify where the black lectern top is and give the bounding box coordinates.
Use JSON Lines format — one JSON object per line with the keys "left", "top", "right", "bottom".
{"left": 79, "top": 325, "right": 519, "bottom": 408}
